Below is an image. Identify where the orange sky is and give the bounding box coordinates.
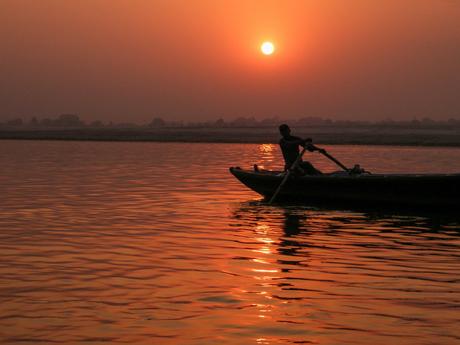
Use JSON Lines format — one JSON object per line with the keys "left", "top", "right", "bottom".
{"left": 1, "top": 0, "right": 459, "bottom": 122}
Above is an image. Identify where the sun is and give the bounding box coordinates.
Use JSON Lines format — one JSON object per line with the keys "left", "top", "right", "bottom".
{"left": 261, "top": 41, "right": 275, "bottom": 55}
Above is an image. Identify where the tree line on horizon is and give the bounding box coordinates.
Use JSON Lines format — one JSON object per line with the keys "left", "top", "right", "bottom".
{"left": 2, "top": 113, "right": 460, "bottom": 129}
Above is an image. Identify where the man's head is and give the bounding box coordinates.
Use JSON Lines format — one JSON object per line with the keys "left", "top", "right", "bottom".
{"left": 279, "top": 124, "right": 291, "bottom": 137}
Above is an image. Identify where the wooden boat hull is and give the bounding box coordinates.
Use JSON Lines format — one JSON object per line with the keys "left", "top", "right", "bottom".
{"left": 229, "top": 167, "right": 460, "bottom": 209}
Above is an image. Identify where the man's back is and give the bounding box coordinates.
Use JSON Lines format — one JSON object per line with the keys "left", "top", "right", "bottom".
{"left": 279, "top": 134, "right": 304, "bottom": 169}
{"left": 277, "top": 124, "right": 322, "bottom": 175}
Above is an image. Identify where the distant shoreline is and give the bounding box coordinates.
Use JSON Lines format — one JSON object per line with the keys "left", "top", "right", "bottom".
{"left": 1, "top": 127, "right": 460, "bottom": 147}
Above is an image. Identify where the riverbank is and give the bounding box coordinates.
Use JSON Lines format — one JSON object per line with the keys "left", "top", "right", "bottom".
{"left": 1, "top": 127, "right": 460, "bottom": 146}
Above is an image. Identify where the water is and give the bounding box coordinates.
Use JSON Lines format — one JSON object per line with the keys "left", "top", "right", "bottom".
{"left": 1, "top": 141, "right": 459, "bottom": 345}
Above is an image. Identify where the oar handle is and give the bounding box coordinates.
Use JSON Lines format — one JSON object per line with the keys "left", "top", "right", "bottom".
{"left": 310, "top": 145, "right": 350, "bottom": 173}
{"left": 321, "top": 151, "right": 350, "bottom": 172}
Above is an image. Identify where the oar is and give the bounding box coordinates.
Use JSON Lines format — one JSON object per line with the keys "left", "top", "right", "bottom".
{"left": 269, "top": 147, "right": 307, "bottom": 204}
{"left": 313, "top": 146, "right": 350, "bottom": 173}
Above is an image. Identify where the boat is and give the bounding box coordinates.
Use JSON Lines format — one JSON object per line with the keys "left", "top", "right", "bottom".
{"left": 229, "top": 166, "right": 460, "bottom": 209}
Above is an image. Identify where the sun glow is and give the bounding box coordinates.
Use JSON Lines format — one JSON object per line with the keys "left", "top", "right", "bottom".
{"left": 261, "top": 41, "right": 275, "bottom": 55}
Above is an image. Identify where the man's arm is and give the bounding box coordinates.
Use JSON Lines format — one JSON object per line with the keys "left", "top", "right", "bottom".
{"left": 306, "top": 142, "right": 326, "bottom": 153}
{"left": 281, "top": 136, "right": 309, "bottom": 148}
{"left": 290, "top": 138, "right": 324, "bottom": 153}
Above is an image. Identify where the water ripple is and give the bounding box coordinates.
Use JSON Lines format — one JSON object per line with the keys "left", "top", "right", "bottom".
{"left": 1, "top": 141, "right": 460, "bottom": 344}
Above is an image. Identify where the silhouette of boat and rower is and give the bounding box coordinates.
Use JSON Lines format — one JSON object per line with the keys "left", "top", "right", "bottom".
{"left": 230, "top": 125, "right": 460, "bottom": 211}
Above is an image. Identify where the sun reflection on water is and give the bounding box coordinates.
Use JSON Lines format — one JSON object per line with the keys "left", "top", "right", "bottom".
{"left": 2, "top": 141, "right": 460, "bottom": 345}
{"left": 259, "top": 144, "right": 274, "bottom": 153}
{"left": 258, "top": 143, "right": 276, "bottom": 168}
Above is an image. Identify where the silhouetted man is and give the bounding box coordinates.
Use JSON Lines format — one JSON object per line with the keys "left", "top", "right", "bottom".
{"left": 279, "top": 124, "right": 322, "bottom": 175}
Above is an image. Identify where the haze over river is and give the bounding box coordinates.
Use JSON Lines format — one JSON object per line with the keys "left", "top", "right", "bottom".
{"left": 1, "top": 141, "right": 460, "bottom": 345}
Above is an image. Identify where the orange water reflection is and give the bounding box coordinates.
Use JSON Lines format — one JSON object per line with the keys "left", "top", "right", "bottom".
{"left": 1, "top": 141, "right": 460, "bottom": 344}
{"left": 230, "top": 203, "right": 460, "bottom": 344}
{"left": 256, "top": 144, "right": 276, "bottom": 170}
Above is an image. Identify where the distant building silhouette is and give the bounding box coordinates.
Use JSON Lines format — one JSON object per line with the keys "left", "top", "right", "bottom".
{"left": 55, "top": 114, "right": 84, "bottom": 127}
{"left": 6, "top": 118, "right": 23, "bottom": 126}
{"left": 149, "top": 117, "right": 166, "bottom": 128}
{"left": 29, "top": 117, "right": 39, "bottom": 127}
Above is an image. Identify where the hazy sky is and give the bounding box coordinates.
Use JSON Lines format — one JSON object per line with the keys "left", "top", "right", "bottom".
{"left": 1, "top": 0, "right": 459, "bottom": 122}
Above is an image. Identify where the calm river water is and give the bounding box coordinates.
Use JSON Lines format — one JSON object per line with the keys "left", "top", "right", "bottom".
{"left": 1, "top": 141, "right": 460, "bottom": 345}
